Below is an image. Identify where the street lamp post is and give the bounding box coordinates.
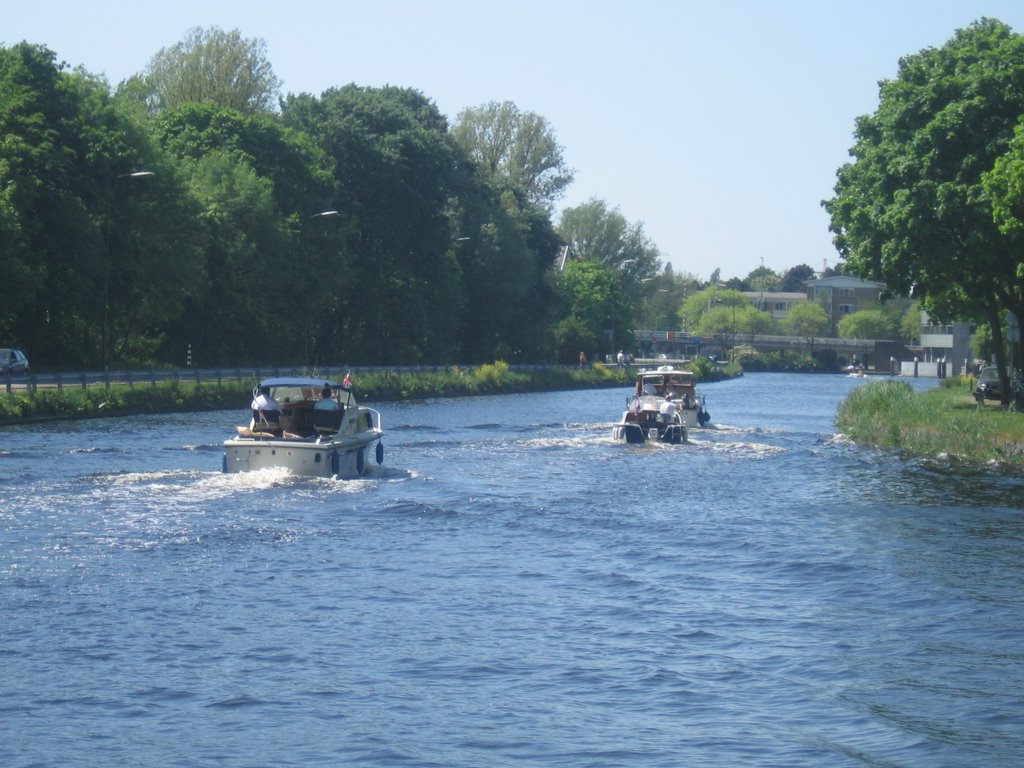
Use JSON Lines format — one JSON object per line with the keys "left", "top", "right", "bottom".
{"left": 304, "top": 210, "right": 346, "bottom": 366}
{"left": 102, "top": 170, "right": 154, "bottom": 371}
{"left": 607, "top": 259, "right": 636, "bottom": 360}
{"left": 437, "top": 237, "right": 471, "bottom": 363}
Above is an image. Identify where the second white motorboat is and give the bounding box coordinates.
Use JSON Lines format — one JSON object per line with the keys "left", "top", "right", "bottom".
{"left": 611, "top": 366, "right": 711, "bottom": 445}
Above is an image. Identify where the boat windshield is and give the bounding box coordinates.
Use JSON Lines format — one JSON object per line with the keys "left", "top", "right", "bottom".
{"left": 269, "top": 385, "right": 355, "bottom": 407}
{"left": 637, "top": 370, "right": 696, "bottom": 399}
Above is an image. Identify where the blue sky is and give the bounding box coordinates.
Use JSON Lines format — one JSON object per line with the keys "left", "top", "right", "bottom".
{"left": 6, "top": 1, "right": 1024, "bottom": 281}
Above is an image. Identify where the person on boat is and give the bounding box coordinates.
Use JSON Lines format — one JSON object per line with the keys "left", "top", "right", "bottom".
{"left": 659, "top": 398, "right": 678, "bottom": 422}
{"left": 310, "top": 386, "right": 343, "bottom": 434}
{"left": 250, "top": 385, "right": 282, "bottom": 432}
{"left": 314, "top": 387, "right": 339, "bottom": 411}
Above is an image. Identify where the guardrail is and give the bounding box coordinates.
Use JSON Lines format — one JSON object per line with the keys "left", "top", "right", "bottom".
{"left": 3, "top": 367, "right": 361, "bottom": 394}
{"left": 2, "top": 363, "right": 575, "bottom": 394}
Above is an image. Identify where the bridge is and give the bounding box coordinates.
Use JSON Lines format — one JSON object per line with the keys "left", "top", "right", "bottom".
{"left": 632, "top": 330, "right": 877, "bottom": 357}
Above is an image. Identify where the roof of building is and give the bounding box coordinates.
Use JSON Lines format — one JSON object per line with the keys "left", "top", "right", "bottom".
{"left": 741, "top": 292, "right": 808, "bottom": 302}
{"left": 805, "top": 275, "right": 885, "bottom": 289}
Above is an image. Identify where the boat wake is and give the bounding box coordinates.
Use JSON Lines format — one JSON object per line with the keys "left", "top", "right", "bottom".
{"left": 523, "top": 434, "right": 607, "bottom": 449}
{"left": 79, "top": 463, "right": 400, "bottom": 504}
{"left": 695, "top": 438, "right": 786, "bottom": 459}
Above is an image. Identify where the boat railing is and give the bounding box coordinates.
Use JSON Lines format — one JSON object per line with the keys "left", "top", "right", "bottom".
{"left": 365, "top": 407, "right": 383, "bottom": 434}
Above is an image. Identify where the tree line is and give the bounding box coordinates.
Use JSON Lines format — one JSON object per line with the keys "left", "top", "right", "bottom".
{"left": 4, "top": 19, "right": 1024, "bottom": 384}
{"left": 0, "top": 33, "right": 576, "bottom": 369}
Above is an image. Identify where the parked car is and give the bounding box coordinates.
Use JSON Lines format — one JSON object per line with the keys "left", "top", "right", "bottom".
{"left": 0, "top": 347, "right": 29, "bottom": 374}
{"left": 972, "top": 365, "right": 1022, "bottom": 404}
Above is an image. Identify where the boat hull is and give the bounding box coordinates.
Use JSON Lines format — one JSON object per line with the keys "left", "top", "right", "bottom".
{"left": 222, "top": 429, "right": 383, "bottom": 478}
{"left": 612, "top": 421, "right": 687, "bottom": 445}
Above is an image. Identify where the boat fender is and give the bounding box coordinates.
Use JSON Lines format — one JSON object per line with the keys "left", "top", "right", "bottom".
{"left": 356, "top": 447, "right": 365, "bottom": 475}
{"left": 330, "top": 451, "right": 340, "bottom": 476}
{"left": 375, "top": 442, "right": 384, "bottom": 465}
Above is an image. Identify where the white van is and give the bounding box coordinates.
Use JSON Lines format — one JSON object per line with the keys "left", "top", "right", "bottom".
{"left": 0, "top": 348, "right": 29, "bottom": 374}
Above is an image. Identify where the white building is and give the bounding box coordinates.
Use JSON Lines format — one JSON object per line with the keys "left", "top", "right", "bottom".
{"left": 918, "top": 311, "right": 973, "bottom": 372}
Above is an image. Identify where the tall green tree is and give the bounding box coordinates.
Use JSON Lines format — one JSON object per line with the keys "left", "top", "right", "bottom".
{"left": 645, "top": 267, "right": 702, "bottom": 333}
{"left": 0, "top": 44, "right": 55, "bottom": 344}
{"left": 780, "top": 264, "right": 817, "bottom": 293}
{"left": 282, "top": 85, "right": 462, "bottom": 363}
{"left": 178, "top": 149, "right": 292, "bottom": 365}
{"left": 824, "top": 18, "right": 1024, "bottom": 403}
{"left": 555, "top": 260, "right": 634, "bottom": 361}
{"left": 984, "top": 118, "right": 1024, "bottom": 370}
{"left": 152, "top": 102, "right": 339, "bottom": 366}
{"left": 746, "top": 265, "right": 781, "bottom": 293}
{"left": 0, "top": 42, "right": 201, "bottom": 367}
{"left": 145, "top": 27, "right": 282, "bottom": 115}
{"left": 786, "top": 301, "right": 830, "bottom": 353}
{"left": 453, "top": 101, "right": 574, "bottom": 211}
{"left": 689, "top": 288, "right": 751, "bottom": 355}
{"left": 985, "top": 120, "right": 1024, "bottom": 235}
{"left": 838, "top": 309, "right": 894, "bottom": 340}
{"left": 683, "top": 286, "right": 740, "bottom": 334}
{"left": 452, "top": 181, "right": 562, "bottom": 362}
{"left": 557, "top": 198, "right": 659, "bottom": 279}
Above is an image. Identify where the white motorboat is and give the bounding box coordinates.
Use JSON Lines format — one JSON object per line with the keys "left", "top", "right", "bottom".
{"left": 611, "top": 366, "right": 710, "bottom": 445}
{"left": 222, "top": 376, "right": 383, "bottom": 478}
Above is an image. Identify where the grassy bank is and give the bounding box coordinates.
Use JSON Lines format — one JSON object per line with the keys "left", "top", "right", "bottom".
{"left": 835, "top": 378, "right": 1024, "bottom": 464}
{"left": 0, "top": 377, "right": 244, "bottom": 424}
{"left": 0, "top": 362, "right": 639, "bottom": 425}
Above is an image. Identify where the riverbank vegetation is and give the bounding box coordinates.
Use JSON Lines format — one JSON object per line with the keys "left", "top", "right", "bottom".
{"left": 836, "top": 379, "right": 1024, "bottom": 464}
{"left": 730, "top": 346, "right": 840, "bottom": 373}
{"left": 0, "top": 362, "right": 646, "bottom": 424}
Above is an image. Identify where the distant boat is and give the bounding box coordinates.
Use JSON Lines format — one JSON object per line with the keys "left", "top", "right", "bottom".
{"left": 611, "top": 366, "right": 710, "bottom": 445}
{"left": 223, "top": 376, "right": 383, "bottom": 478}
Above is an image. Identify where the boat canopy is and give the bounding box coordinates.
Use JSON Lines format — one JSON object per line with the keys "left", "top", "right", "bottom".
{"left": 258, "top": 376, "right": 351, "bottom": 392}
{"left": 638, "top": 368, "right": 695, "bottom": 384}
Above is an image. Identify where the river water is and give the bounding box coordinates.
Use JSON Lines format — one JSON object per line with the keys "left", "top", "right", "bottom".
{"left": 1, "top": 372, "right": 1022, "bottom": 767}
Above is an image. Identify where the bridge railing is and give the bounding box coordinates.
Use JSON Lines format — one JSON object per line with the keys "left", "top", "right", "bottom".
{"left": 632, "top": 330, "right": 877, "bottom": 352}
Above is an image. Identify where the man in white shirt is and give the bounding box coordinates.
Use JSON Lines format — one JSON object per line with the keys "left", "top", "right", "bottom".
{"left": 250, "top": 386, "right": 281, "bottom": 431}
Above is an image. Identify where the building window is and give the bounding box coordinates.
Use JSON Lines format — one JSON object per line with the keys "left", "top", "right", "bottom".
{"left": 839, "top": 304, "right": 856, "bottom": 314}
